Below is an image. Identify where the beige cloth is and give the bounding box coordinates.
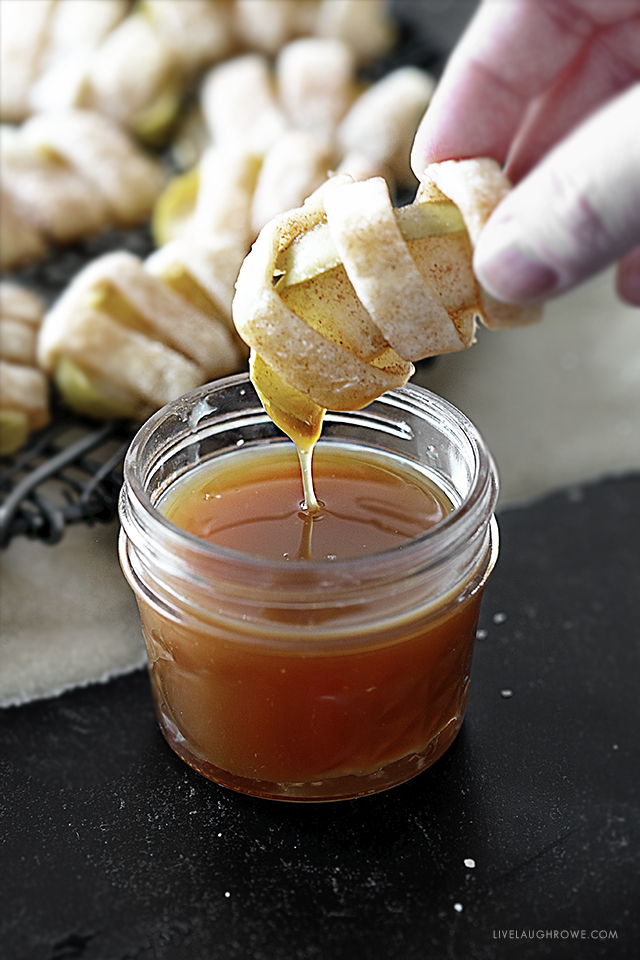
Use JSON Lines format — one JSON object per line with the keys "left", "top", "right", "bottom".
{"left": 0, "top": 520, "right": 145, "bottom": 707}
{"left": 1, "top": 269, "right": 639, "bottom": 707}
{"left": 414, "top": 268, "right": 640, "bottom": 507}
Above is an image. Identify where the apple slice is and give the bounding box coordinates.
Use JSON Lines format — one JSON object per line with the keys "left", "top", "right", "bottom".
{"left": 54, "top": 355, "right": 141, "bottom": 421}
{"left": 276, "top": 198, "right": 465, "bottom": 288}
{"left": 151, "top": 165, "right": 200, "bottom": 247}
{"left": 0, "top": 410, "right": 30, "bottom": 457}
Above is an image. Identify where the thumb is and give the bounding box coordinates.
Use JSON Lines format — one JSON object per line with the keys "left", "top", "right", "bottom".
{"left": 473, "top": 84, "right": 640, "bottom": 304}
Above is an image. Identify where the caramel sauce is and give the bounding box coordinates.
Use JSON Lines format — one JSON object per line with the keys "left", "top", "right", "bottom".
{"left": 141, "top": 591, "right": 480, "bottom": 792}
{"left": 249, "top": 353, "right": 325, "bottom": 514}
{"left": 143, "top": 441, "right": 481, "bottom": 795}
{"left": 161, "top": 441, "right": 453, "bottom": 563}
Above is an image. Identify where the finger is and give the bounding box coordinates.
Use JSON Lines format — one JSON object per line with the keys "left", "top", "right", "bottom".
{"left": 472, "top": 85, "right": 640, "bottom": 304}
{"left": 411, "top": 0, "right": 592, "bottom": 176}
{"left": 616, "top": 246, "right": 640, "bottom": 306}
{"left": 505, "top": 13, "right": 640, "bottom": 181}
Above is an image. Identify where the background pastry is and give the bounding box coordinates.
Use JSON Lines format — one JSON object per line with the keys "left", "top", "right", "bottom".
{"left": 0, "top": 283, "right": 49, "bottom": 455}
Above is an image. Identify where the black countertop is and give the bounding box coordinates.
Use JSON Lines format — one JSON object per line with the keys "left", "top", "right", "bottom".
{"left": 1, "top": 472, "right": 639, "bottom": 960}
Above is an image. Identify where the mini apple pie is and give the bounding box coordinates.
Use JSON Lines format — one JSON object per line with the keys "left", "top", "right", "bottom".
{"left": 0, "top": 110, "right": 166, "bottom": 270}
{"left": 233, "top": 159, "right": 542, "bottom": 418}
{"left": 37, "top": 250, "right": 245, "bottom": 421}
{"left": 0, "top": 283, "right": 49, "bottom": 455}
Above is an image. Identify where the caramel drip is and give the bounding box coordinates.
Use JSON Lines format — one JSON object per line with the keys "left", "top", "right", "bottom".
{"left": 250, "top": 353, "right": 325, "bottom": 516}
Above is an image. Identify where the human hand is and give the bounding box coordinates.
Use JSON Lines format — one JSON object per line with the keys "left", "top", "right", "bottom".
{"left": 411, "top": 0, "right": 640, "bottom": 307}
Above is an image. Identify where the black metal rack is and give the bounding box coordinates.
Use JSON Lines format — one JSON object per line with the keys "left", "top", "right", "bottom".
{"left": 0, "top": 409, "right": 138, "bottom": 548}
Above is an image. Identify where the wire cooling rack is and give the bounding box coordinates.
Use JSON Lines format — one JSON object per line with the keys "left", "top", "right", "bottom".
{"left": 0, "top": 409, "right": 138, "bottom": 548}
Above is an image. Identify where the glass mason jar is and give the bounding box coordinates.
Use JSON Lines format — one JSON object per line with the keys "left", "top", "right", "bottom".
{"left": 119, "top": 373, "right": 499, "bottom": 802}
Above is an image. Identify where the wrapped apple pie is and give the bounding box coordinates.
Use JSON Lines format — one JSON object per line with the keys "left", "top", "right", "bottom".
{"left": 233, "top": 159, "right": 542, "bottom": 417}
{"left": 37, "top": 251, "right": 244, "bottom": 421}
{"left": 0, "top": 110, "right": 166, "bottom": 271}
{"left": 0, "top": 284, "right": 50, "bottom": 455}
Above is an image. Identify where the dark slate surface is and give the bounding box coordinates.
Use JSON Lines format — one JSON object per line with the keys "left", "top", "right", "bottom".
{"left": 1, "top": 473, "right": 639, "bottom": 960}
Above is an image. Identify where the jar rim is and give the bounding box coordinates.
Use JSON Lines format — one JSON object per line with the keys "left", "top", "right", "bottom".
{"left": 120, "top": 374, "right": 498, "bottom": 577}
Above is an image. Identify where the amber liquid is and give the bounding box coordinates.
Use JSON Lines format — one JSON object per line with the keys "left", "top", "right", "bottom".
{"left": 161, "top": 443, "right": 453, "bottom": 561}
{"left": 139, "top": 442, "right": 483, "bottom": 801}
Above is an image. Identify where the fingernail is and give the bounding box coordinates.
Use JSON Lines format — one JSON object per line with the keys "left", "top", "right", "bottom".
{"left": 475, "top": 236, "right": 558, "bottom": 304}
